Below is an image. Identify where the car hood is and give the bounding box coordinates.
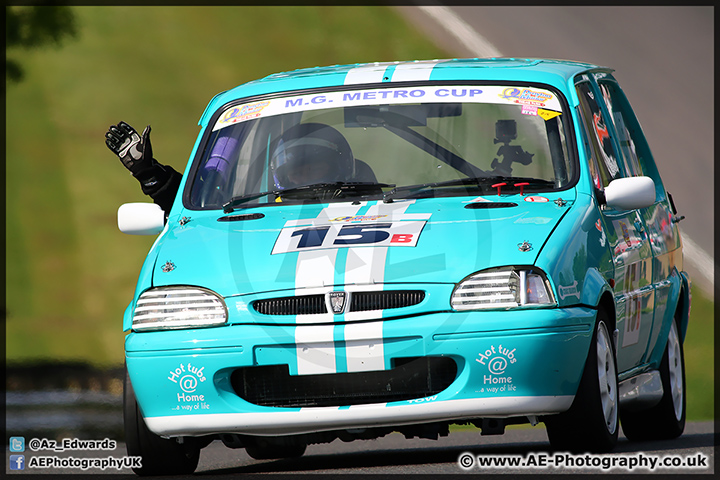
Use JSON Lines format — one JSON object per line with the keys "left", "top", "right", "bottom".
{"left": 151, "top": 195, "right": 574, "bottom": 297}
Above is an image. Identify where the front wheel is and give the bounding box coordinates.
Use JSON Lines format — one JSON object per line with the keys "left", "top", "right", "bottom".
{"left": 124, "top": 366, "right": 200, "bottom": 476}
{"left": 544, "top": 312, "right": 619, "bottom": 453}
{"left": 620, "top": 318, "right": 686, "bottom": 441}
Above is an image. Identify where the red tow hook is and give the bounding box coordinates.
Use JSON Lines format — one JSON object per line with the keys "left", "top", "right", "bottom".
{"left": 491, "top": 182, "right": 507, "bottom": 196}
{"left": 514, "top": 182, "right": 529, "bottom": 195}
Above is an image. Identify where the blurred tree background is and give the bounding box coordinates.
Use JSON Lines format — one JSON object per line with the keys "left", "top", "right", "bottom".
{"left": 6, "top": 5, "right": 78, "bottom": 82}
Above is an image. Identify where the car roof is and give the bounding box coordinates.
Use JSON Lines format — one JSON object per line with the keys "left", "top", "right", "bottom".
{"left": 199, "top": 58, "right": 611, "bottom": 126}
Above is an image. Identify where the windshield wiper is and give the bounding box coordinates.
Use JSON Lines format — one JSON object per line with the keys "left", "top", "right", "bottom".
{"left": 223, "top": 182, "right": 395, "bottom": 213}
{"left": 383, "top": 176, "right": 556, "bottom": 203}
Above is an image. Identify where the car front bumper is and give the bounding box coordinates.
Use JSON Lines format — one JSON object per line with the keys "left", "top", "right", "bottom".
{"left": 125, "top": 307, "right": 596, "bottom": 437}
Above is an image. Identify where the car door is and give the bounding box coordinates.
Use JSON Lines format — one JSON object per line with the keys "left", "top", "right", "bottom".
{"left": 575, "top": 75, "right": 654, "bottom": 375}
{"left": 593, "top": 74, "right": 683, "bottom": 367}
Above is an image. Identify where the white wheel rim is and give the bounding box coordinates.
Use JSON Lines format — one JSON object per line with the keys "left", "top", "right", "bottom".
{"left": 668, "top": 322, "right": 684, "bottom": 421}
{"left": 596, "top": 322, "right": 618, "bottom": 434}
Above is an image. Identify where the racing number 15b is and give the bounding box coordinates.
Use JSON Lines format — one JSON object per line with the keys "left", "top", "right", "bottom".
{"left": 291, "top": 223, "right": 392, "bottom": 248}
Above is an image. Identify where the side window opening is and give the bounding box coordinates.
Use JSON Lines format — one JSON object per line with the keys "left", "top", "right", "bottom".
{"left": 596, "top": 79, "right": 665, "bottom": 200}
{"left": 575, "top": 106, "right": 602, "bottom": 192}
{"left": 575, "top": 81, "right": 623, "bottom": 188}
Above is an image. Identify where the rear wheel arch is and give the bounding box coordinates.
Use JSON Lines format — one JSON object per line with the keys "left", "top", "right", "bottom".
{"left": 597, "top": 291, "right": 617, "bottom": 337}
{"left": 676, "top": 271, "right": 691, "bottom": 342}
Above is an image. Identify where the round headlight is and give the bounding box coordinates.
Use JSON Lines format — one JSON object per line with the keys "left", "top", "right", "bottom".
{"left": 451, "top": 267, "right": 555, "bottom": 311}
{"left": 132, "top": 287, "right": 227, "bottom": 331}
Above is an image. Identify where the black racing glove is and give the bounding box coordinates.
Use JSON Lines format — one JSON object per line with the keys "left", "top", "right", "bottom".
{"left": 105, "top": 121, "right": 183, "bottom": 213}
{"left": 105, "top": 121, "right": 156, "bottom": 177}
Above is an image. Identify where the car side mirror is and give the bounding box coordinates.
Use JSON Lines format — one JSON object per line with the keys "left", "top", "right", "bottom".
{"left": 601, "top": 176, "right": 656, "bottom": 210}
{"left": 118, "top": 203, "right": 165, "bottom": 235}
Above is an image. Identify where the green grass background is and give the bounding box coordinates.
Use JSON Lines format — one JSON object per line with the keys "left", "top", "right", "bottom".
{"left": 5, "top": 6, "right": 713, "bottom": 420}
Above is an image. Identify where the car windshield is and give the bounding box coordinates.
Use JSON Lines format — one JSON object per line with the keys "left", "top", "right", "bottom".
{"left": 187, "top": 84, "right": 575, "bottom": 209}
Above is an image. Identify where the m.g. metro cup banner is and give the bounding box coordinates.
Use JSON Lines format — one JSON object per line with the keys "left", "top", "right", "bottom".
{"left": 213, "top": 85, "right": 562, "bottom": 131}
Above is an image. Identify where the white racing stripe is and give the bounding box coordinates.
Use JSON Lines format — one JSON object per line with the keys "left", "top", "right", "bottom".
{"left": 344, "top": 60, "right": 446, "bottom": 85}
{"left": 295, "top": 249, "right": 338, "bottom": 289}
{"left": 294, "top": 202, "right": 364, "bottom": 289}
{"left": 342, "top": 200, "right": 428, "bottom": 372}
{"left": 418, "top": 6, "right": 714, "bottom": 290}
{"left": 390, "top": 59, "right": 443, "bottom": 82}
{"left": 295, "top": 325, "right": 336, "bottom": 375}
{"left": 292, "top": 201, "right": 431, "bottom": 375}
{"left": 295, "top": 203, "right": 364, "bottom": 375}
{"left": 344, "top": 63, "right": 391, "bottom": 85}
{"left": 345, "top": 246, "right": 388, "bottom": 287}
{"left": 344, "top": 321, "right": 385, "bottom": 372}
{"left": 364, "top": 198, "right": 431, "bottom": 221}
{"left": 343, "top": 200, "right": 427, "bottom": 290}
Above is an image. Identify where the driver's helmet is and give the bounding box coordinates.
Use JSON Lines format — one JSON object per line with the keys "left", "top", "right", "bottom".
{"left": 271, "top": 123, "right": 355, "bottom": 189}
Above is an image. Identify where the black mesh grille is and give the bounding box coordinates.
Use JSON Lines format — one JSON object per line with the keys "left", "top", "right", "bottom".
{"left": 231, "top": 356, "right": 457, "bottom": 408}
{"left": 252, "top": 290, "right": 424, "bottom": 316}
{"left": 351, "top": 290, "right": 424, "bottom": 312}
{"left": 253, "top": 295, "right": 325, "bottom": 315}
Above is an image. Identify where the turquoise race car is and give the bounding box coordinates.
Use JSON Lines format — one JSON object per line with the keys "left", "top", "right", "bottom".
{"left": 118, "top": 58, "right": 690, "bottom": 475}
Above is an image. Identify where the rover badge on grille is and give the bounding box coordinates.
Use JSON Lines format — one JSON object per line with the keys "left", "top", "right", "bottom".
{"left": 327, "top": 292, "right": 347, "bottom": 314}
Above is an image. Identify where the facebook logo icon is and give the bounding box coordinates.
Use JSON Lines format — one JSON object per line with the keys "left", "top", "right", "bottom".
{"left": 9, "top": 454, "right": 25, "bottom": 470}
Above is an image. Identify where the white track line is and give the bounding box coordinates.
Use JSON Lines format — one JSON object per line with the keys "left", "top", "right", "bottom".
{"left": 419, "top": 5, "right": 714, "bottom": 290}
{"left": 680, "top": 232, "right": 714, "bottom": 289}
{"left": 419, "top": 6, "right": 501, "bottom": 58}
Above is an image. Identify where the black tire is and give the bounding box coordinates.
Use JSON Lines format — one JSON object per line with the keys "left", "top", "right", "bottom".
{"left": 544, "top": 311, "right": 619, "bottom": 453}
{"left": 124, "top": 366, "right": 200, "bottom": 476}
{"left": 620, "top": 317, "right": 686, "bottom": 441}
{"left": 245, "top": 443, "right": 307, "bottom": 460}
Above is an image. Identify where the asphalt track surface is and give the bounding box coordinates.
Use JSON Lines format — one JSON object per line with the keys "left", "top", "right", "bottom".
{"left": 399, "top": 5, "right": 714, "bottom": 292}
{"left": 190, "top": 421, "right": 716, "bottom": 475}
{"left": 12, "top": 421, "right": 713, "bottom": 475}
